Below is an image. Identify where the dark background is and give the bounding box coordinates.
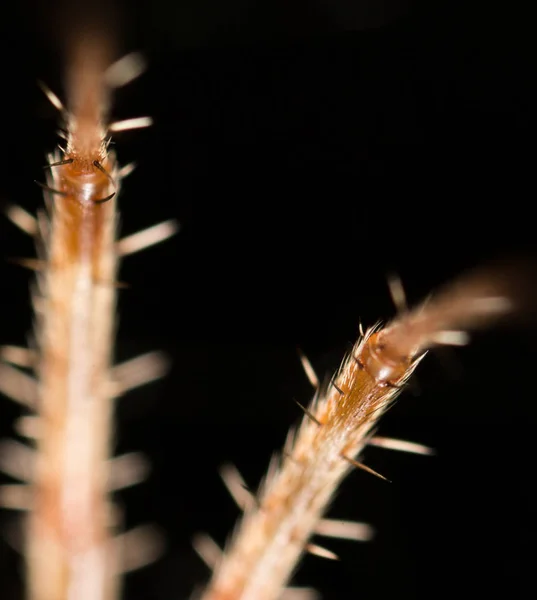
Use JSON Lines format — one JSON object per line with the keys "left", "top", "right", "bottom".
{"left": 0, "top": 0, "right": 536, "bottom": 598}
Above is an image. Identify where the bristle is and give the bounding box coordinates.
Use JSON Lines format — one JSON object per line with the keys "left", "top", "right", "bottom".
{"left": 0, "top": 484, "right": 32, "bottom": 510}
{"left": 305, "top": 544, "right": 339, "bottom": 561}
{"left": 469, "top": 296, "right": 512, "bottom": 314}
{"left": 297, "top": 348, "right": 319, "bottom": 388}
{"left": 293, "top": 399, "right": 322, "bottom": 427}
{"left": 118, "top": 162, "right": 137, "bottom": 179}
{"left": 31, "top": 292, "right": 45, "bottom": 317}
{"left": 314, "top": 518, "right": 374, "bottom": 542}
{"left": 109, "top": 117, "right": 153, "bottom": 132}
{"left": 5, "top": 205, "right": 38, "bottom": 236}
{"left": 330, "top": 378, "right": 345, "bottom": 396}
{"left": 37, "top": 81, "right": 64, "bottom": 111}
{"left": 7, "top": 258, "right": 46, "bottom": 272}
{"left": 105, "top": 53, "right": 147, "bottom": 88}
{"left": 193, "top": 534, "right": 223, "bottom": 571}
{"left": 341, "top": 454, "right": 390, "bottom": 482}
{"left": 93, "top": 191, "right": 116, "bottom": 204}
{"left": 369, "top": 436, "right": 435, "bottom": 456}
{"left": 33, "top": 181, "right": 68, "bottom": 196}
{"left": 0, "top": 346, "right": 36, "bottom": 369}
{"left": 110, "top": 351, "right": 170, "bottom": 397}
{"left": 44, "top": 158, "right": 74, "bottom": 169}
{"left": 114, "top": 525, "right": 165, "bottom": 574}
{"left": 387, "top": 272, "right": 408, "bottom": 313}
{"left": 14, "top": 416, "right": 41, "bottom": 440}
{"left": 0, "top": 363, "right": 38, "bottom": 407}
{"left": 35, "top": 209, "right": 50, "bottom": 245}
{"left": 219, "top": 463, "right": 255, "bottom": 511}
{"left": 107, "top": 452, "right": 150, "bottom": 492}
{"left": 116, "top": 220, "right": 179, "bottom": 257}
{"left": 0, "top": 439, "right": 35, "bottom": 482}
{"left": 429, "top": 330, "right": 470, "bottom": 346}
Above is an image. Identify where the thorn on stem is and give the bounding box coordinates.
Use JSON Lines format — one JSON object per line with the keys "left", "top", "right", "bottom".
{"left": 341, "top": 454, "right": 390, "bottom": 482}
{"left": 293, "top": 399, "right": 322, "bottom": 427}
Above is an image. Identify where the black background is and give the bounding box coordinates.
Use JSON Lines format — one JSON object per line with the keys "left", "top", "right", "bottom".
{"left": 0, "top": 1, "right": 536, "bottom": 598}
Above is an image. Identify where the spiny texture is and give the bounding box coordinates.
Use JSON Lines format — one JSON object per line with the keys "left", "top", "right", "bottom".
{"left": 201, "top": 263, "right": 522, "bottom": 600}
{"left": 0, "top": 29, "right": 175, "bottom": 600}
{"left": 28, "top": 35, "right": 121, "bottom": 600}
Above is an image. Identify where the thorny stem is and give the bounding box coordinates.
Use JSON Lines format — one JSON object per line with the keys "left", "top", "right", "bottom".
{"left": 0, "top": 27, "right": 174, "bottom": 600}
{"left": 26, "top": 36, "right": 121, "bottom": 600}
{"left": 201, "top": 264, "right": 522, "bottom": 600}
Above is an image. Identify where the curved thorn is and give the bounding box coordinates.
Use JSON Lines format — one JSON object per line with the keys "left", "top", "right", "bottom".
{"left": 93, "top": 192, "right": 116, "bottom": 205}
{"left": 34, "top": 181, "right": 68, "bottom": 196}
{"left": 43, "top": 158, "right": 73, "bottom": 169}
